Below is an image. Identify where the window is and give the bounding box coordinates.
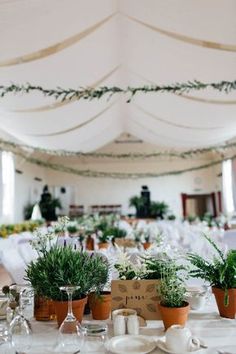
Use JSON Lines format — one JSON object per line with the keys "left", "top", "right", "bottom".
{"left": 222, "top": 159, "right": 234, "bottom": 214}
{"left": 1, "top": 151, "right": 15, "bottom": 223}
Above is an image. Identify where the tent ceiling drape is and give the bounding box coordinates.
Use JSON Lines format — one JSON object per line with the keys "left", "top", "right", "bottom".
{"left": 0, "top": 0, "right": 236, "bottom": 152}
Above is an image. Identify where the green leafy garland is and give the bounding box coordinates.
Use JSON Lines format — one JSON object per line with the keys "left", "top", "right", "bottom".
{"left": 1, "top": 79, "right": 236, "bottom": 177}
{"left": 4, "top": 146, "right": 236, "bottom": 179}
{"left": 0, "top": 137, "right": 235, "bottom": 159}
{"left": 0, "top": 79, "right": 236, "bottom": 102}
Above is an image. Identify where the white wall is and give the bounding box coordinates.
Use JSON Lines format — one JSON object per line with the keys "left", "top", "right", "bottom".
{"left": 6, "top": 143, "right": 222, "bottom": 222}
{"left": 44, "top": 158, "right": 220, "bottom": 217}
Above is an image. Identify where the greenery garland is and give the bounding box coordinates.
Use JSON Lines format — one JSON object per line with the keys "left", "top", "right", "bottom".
{"left": 0, "top": 137, "right": 235, "bottom": 159}
{"left": 0, "top": 80, "right": 236, "bottom": 102}
{"left": 3, "top": 146, "right": 234, "bottom": 179}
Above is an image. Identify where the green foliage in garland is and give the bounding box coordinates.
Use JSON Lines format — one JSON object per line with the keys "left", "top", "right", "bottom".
{"left": 0, "top": 79, "right": 236, "bottom": 102}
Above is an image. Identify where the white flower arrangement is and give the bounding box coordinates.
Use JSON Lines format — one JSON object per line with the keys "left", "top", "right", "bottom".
{"left": 114, "top": 248, "right": 153, "bottom": 280}
{"left": 30, "top": 216, "right": 70, "bottom": 255}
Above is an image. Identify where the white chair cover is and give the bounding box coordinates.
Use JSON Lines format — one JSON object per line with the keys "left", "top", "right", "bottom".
{"left": 223, "top": 230, "right": 236, "bottom": 250}
{"left": 17, "top": 239, "right": 38, "bottom": 264}
{"left": 1, "top": 248, "right": 27, "bottom": 283}
{"left": 31, "top": 203, "right": 42, "bottom": 220}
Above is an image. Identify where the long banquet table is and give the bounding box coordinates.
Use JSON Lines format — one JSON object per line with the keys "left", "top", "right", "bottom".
{"left": 11, "top": 297, "right": 236, "bottom": 354}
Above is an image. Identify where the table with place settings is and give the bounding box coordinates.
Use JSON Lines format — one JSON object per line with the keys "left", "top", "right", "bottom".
{"left": 4, "top": 296, "right": 236, "bottom": 354}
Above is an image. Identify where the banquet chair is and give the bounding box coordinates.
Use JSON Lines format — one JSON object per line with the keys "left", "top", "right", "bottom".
{"left": 1, "top": 248, "right": 27, "bottom": 283}
{"left": 223, "top": 230, "right": 236, "bottom": 250}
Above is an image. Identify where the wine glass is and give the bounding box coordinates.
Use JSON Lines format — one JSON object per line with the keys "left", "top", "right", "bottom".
{"left": 0, "top": 324, "right": 14, "bottom": 354}
{"left": 54, "top": 285, "right": 84, "bottom": 353}
{"left": 9, "top": 284, "right": 32, "bottom": 352}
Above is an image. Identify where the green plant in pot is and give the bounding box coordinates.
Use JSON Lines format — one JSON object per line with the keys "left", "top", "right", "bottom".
{"left": 129, "top": 195, "right": 145, "bottom": 218}
{"left": 26, "top": 246, "right": 109, "bottom": 326}
{"left": 97, "top": 231, "right": 111, "bottom": 249}
{"left": 143, "top": 230, "right": 152, "bottom": 250}
{"left": 150, "top": 201, "right": 169, "bottom": 219}
{"left": 88, "top": 258, "right": 111, "bottom": 321}
{"left": 187, "top": 234, "right": 236, "bottom": 319}
{"left": 67, "top": 224, "right": 78, "bottom": 236}
{"left": 158, "top": 261, "right": 189, "bottom": 330}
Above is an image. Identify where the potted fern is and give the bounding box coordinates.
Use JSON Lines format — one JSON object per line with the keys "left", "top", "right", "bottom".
{"left": 129, "top": 195, "right": 145, "bottom": 218}
{"left": 150, "top": 201, "right": 169, "bottom": 219}
{"left": 158, "top": 262, "right": 189, "bottom": 330}
{"left": 187, "top": 234, "right": 236, "bottom": 319}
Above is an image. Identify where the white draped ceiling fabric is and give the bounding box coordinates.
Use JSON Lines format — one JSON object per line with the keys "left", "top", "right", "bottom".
{"left": 0, "top": 0, "right": 236, "bottom": 152}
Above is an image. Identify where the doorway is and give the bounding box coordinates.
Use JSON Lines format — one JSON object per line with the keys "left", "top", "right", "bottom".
{"left": 181, "top": 193, "right": 217, "bottom": 218}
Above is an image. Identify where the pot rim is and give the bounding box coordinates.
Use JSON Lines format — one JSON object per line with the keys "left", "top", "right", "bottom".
{"left": 159, "top": 301, "right": 189, "bottom": 309}
{"left": 212, "top": 286, "right": 236, "bottom": 290}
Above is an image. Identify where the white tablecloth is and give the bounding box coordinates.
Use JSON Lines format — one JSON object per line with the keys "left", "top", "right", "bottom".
{"left": 9, "top": 298, "right": 236, "bottom": 354}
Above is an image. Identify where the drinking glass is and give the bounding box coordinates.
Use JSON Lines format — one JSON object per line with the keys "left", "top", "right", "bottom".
{"left": 9, "top": 284, "right": 32, "bottom": 352}
{"left": 82, "top": 321, "right": 109, "bottom": 352}
{"left": 54, "top": 285, "right": 84, "bottom": 353}
{"left": 0, "top": 324, "right": 14, "bottom": 354}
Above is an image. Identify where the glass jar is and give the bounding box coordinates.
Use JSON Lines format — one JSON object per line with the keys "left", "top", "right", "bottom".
{"left": 82, "top": 321, "right": 109, "bottom": 352}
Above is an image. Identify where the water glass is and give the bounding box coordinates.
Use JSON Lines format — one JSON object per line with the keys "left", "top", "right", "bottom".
{"left": 21, "top": 286, "right": 34, "bottom": 320}
{"left": 0, "top": 324, "right": 14, "bottom": 354}
{"left": 82, "top": 321, "right": 109, "bottom": 352}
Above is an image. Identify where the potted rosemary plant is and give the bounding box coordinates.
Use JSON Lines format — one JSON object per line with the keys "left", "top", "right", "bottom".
{"left": 26, "top": 246, "right": 109, "bottom": 326}
{"left": 187, "top": 234, "right": 236, "bottom": 319}
{"left": 158, "top": 261, "right": 189, "bottom": 330}
{"left": 26, "top": 217, "right": 110, "bottom": 326}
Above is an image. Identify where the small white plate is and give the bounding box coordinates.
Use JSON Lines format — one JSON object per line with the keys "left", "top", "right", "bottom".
{"left": 157, "top": 338, "right": 201, "bottom": 354}
{"left": 105, "top": 335, "right": 156, "bottom": 354}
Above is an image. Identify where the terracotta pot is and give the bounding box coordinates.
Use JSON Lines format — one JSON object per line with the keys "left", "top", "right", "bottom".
{"left": 212, "top": 287, "right": 236, "bottom": 319}
{"left": 90, "top": 291, "right": 111, "bottom": 320}
{"left": 34, "top": 296, "right": 55, "bottom": 321}
{"left": 98, "top": 242, "right": 109, "bottom": 249}
{"left": 143, "top": 242, "right": 151, "bottom": 250}
{"left": 158, "top": 302, "right": 190, "bottom": 330}
{"left": 53, "top": 296, "right": 87, "bottom": 327}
